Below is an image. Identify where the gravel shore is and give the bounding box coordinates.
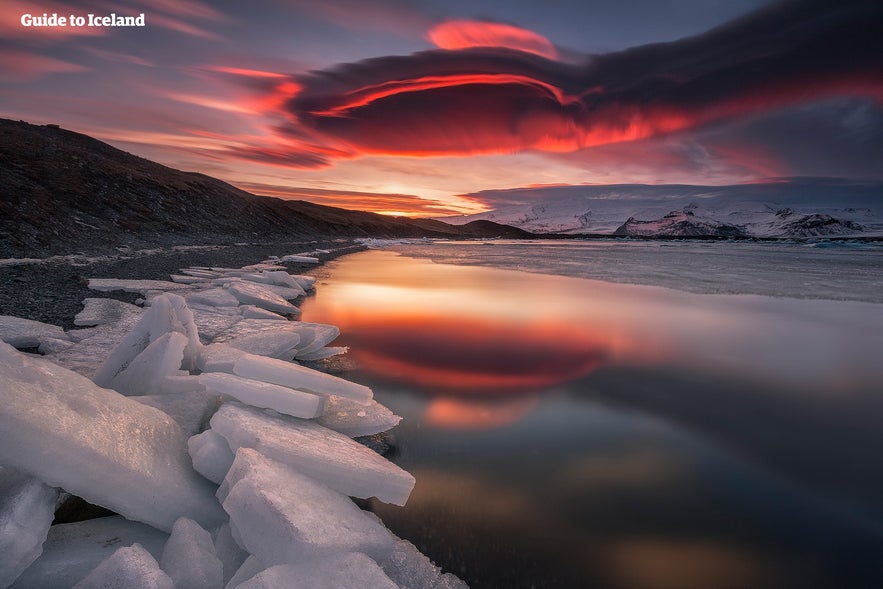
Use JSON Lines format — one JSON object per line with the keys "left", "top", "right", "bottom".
{"left": 0, "top": 240, "right": 363, "bottom": 330}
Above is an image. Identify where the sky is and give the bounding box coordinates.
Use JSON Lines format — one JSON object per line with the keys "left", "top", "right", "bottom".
{"left": 2, "top": 0, "right": 881, "bottom": 216}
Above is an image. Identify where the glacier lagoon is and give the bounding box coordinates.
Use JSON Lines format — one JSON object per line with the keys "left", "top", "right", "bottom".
{"left": 301, "top": 241, "right": 883, "bottom": 589}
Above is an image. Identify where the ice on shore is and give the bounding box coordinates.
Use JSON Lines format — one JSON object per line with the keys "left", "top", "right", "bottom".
{"left": 0, "top": 315, "right": 69, "bottom": 348}
{"left": 87, "top": 278, "right": 189, "bottom": 294}
{"left": 74, "top": 298, "right": 142, "bottom": 327}
{"left": 212, "top": 522, "right": 247, "bottom": 585}
{"left": 108, "top": 331, "right": 189, "bottom": 396}
{"left": 137, "top": 389, "right": 222, "bottom": 436}
{"left": 199, "top": 373, "right": 325, "bottom": 419}
{"left": 0, "top": 468, "right": 59, "bottom": 588}
{"left": 279, "top": 254, "right": 320, "bottom": 263}
{"left": 381, "top": 539, "right": 469, "bottom": 589}
{"left": 226, "top": 331, "right": 302, "bottom": 361}
{"left": 211, "top": 404, "right": 415, "bottom": 506}
{"left": 219, "top": 448, "right": 396, "bottom": 565}
{"left": 233, "top": 354, "right": 372, "bottom": 404}
{"left": 234, "top": 553, "right": 398, "bottom": 589}
{"left": 240, "top": 305, "right": 286, "bottom": 320}
{"left": 226, "top": 281, "right": 302, "bottom": 315}
{"left": 200, "top": 344, "right": 252, "bottom": 373}
{"left": 72, "top": 544, "right": 173, "bottom": 589}
{"left": 225, "top": 556, "right": 264, "bottom": 589}
{"left": 188, "top": 430, "right": 236, "bottom": 485}
{"left": 0, "top": 342, "right": 224, "bottom": 532}
{"left": 9, "top": 516, "right": 169, "bottom": 589}
{"left": 318, "top": 396, "right": 402, "bottom": 437}
{"left": 159, "top": 518, "right": 223, "bottom": 589}
{"left": 186, "top": 288, "right": 241, "bottom": 308}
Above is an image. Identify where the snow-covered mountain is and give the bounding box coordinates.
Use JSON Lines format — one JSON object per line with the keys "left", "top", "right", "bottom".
{"left": 441, "top": 180, "right": 883, "bottom": 238}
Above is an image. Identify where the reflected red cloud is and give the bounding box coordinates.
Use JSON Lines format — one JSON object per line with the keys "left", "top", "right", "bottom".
{"left": 424, "top": 396, "right": 540, "bottom": 430}
{"left": 428, "top": 20, "right": 558, "bottom": 60}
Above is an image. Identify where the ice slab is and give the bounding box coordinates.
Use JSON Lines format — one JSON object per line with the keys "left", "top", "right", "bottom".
{"left": 234, "top": 553, "right": 398, "bottom": 589}
{"left": 9, "top": 516, "right": 168, "bottom": 589}
{"left": 226, "top": 331, "right": 301, "bottom": 361}
{"left": 46, "top": 317, "right": 142, "bottom": 378}
{"left": 93, "top": 293, "right": 201, "bottom": 387}
{"left": 0, "top": 315, "right": 69, "bottom": 348}
{"left": 211, "top": 404, "right": 414, "bottom": 506}
{"left": 190, "top": 305, "right": 243, "bottom": 343}
{"left": 160, "top": 518, "right": 223, "bottom": 589}
{"left": 137, "top": 389, "right": 222, "bottom": 436}
{"left": 317, "top": 396, "right": 402, "bottom": 437}
{"left": 289, "top": 323, "right": 340, "bottom": 357}
{"left": 233, "top": 355, "right": 372, "bottom": 405}
{"left": 200, "top": 373, "right": 325, "bottom": 419}
{"left": 240, "top": 305, "right": 286, "bottom": 320}
{"left": 0, "top": 342, "right": 225, "bottom": 532}
{"left": 189, "top": 429, "right": 236, "bottom": 484}
{"left": 199, "top": 344, "right": 252, "bottom": 374}
{"left": 220, "top": 449, "right": 396, "bottom": 565}
{"left": 212, "top": 522, "right": 247, "bottom": 585}
{"left": 170, "top": 274, "right": 208, "bottom": 284}
{"left": 279, "top": 254, "right": 319, "bottom": 263}
{"left": 186, "top": 288, "right": 241, "bottom": 308}
{"left": 37, "top": 337, "right": 74, "bottom": 355}
{"left": 225, "top": 556, "right": 263, "bottom": 589}
{"left": 0, "top": 468, "right": 59, "bottom": 588}
{"left": 296, "top": 346, "right": 348, "bottom": 362}
{"left": 74, "top": 298, "right": 142, "bottom": 327}
{"left": 108, "top": 331, "right": 188, "bottom": 396}
{"left": 290, "top": 275, "right": 316, "bottom": 291}
{"left": 225, "top": 282, "right": 301, "bottom": 315}
{"left": 87, "top": 278, "right": 189, "bottom": 294}
{"left": 72, "top": 544, "right": 173, "bottom": 589}
{"left": 381, "top": 539, "right": 468, "bottom": 589}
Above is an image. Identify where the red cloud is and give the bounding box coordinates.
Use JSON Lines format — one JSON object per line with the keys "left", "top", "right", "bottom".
{"left": 428, "top": 20, "right": 557, "bottom": 60}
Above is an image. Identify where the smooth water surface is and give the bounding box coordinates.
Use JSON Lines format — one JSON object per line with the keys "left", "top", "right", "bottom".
{"left": 302, "top": 244, "right": 883, "bottom": 589}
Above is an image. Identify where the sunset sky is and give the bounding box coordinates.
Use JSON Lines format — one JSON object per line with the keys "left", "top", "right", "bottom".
{"left": 2, "top": 0, "right": 881, "bottom": 216}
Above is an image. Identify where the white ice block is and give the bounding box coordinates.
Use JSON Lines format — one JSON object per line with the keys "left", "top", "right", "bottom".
{"left": 199, "top": 373, "right": 325, "bottom": 419}
{"left": 160, "top": 518, "right": 223, "bottom": 589}
{"left": 225, "top": 282, "right": 301, "bottom": 315}
{"left": 0, "top": 315, "right": 69, "bottom": 348}
{"left": 187, "top": 288, "right": 241, "bottom": 308}
{"left": 199, "top": 344, "right": 252, "bottom": 373}
{"left": 0, "top": 468, "right": 59, "bottom": 588}
{"left": 74, "top": 298, "right": 142, "bottom": 326}
{"left": 108, "top": 331, "right": 188, "bottom": 396}
{"left": 37, "top": 337, "right": 74, "bottom": 355}
{"left": 189, "top": 429, "right": 236, "bottom": 484}
{"left": 0, "top": 342, "right": 225, "bottom": 532}
{"left": 279, "top": 254, "right": 319, "bottom": 263}
{"left": 211, "top": 404, "right": 414, "bottom": 505}
{"left": 290, "top": 275, "right": 316, "bottom": 291}
{"left": 226, "top": 331, "right": 301, "bottom": 361}
{"left": 87, "top": 278, "right": 189, "bottom": 294}
{"left": 136, "top": 389, "right": 222, "bottom": 436}
{"left": 9, "top": 516, "right": 169, "bottom": 589}
{"left": 93, "top": 293, "right": 201, "bottom": 387}
{"left": 233, "top": 355, "right": 372, "bottom": 405}
{"left": 239, "top": 306, "right": 286, "bottom": 320}
{"left": 317, "top": 396, "right": 402, "bottom": 437}
{"left": 190, "top": 305, "right": 243, "bottom": 343}
{"left": 233, "top": 553, "right": 398, "bottom": 589}
{"left": 289, "top": 323, "right": 340, "bottom": 356}
{"left": 220, "top": 449, "right": 396, "bottom": 565}
{"left": 296, "top": 346, "right": 348, "bottom": 362}
{"left": 72, "top": 544, "right": 173, "bottom": 589}
{"left": 380, "top": 539, "right": 469, "bottom": 589}
{"left": 170, "top": 274, "right": 208, "bottom": 284}
{"left": 225, "top": 556, "right": 264, "bottom": 589}
{"left": 212, "top": 522, "right": 247, "bottom": 585}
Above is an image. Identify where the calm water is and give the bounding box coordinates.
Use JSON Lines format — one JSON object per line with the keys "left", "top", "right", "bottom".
{"left": 301, "top": 244, "right": 883, "bottom": 589}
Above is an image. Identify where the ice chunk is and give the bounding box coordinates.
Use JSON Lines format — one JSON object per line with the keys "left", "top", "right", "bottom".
{"left": 170, "top": 274, "right": 208, "bottom": 284}
{"left": 239, "top": 305, "right": 284, "bottom": 320}
{"left": 212, "top": 522, "right": 247, "bottom": 585}
{"left": 289, "top": 322, "right": 340, "bottom": 357}
{"left": 233, "top": 553, "right": 398, "bottom": 589}
{"left": 87, "top": 278, "right": 189, "bottom": 294}
{"left": 190, "top": 305, "right": 243, "bottom": 343}
{"left": 9, "top": 516, "right": 168, "bottom": 589}
{"left": 226, "top": 331, "right": 301, "bottom": 361}
{"left": 46, "top": 313, "right": 143, "bottom": 377}
{"left": 380, "top": 538, "right": 468, "bottom": 589}
{"left": 0, "top": 315, "right": 69, "bottom": 348}
{"left": 241, "top": 272, "right": 306, "bottom": 294}
{"left": 188, "top": 429, "right": 236, "bottom": 484}
{"left": 211, "top": 404, "right": 414, "bottom": 505}
{"left": 220, "top": 449, "right": 396, "bottom": 565}
{"left": 72, "top": 544, "right": 173, "bottom": 589}
{"left": 290, "top": 274, "right": 316, "bottom": 291}
{"left": 186, "top": 288, "right": 241, "bottom": 308}
{"left": 136, "top": 389, "right": 222, "bottom": 436}
{"left": 93, "top": 293, "right": 201, "bottom": 386}
{"left": 0, "top": 342, "right": 224, "bottom": 532}
{"left": 74, "top": 298, "right": 142, "bottom": 326}
{"left": 318, "top": 396, "right": 402, "bottom": 437}
{"left": 160, "top": 517, "right": 223, "bottom": 589}
{"left": 37, "top": 337, "right": 75, "bottom": 355}
{"left": 108, "top": 331, "right": 188, "bottom": 396}
{"left": 0, "top": 468, "right": 59, "bottom": 588}
{"left": 225, "top": 282, "right": 301, "bottom": 315}
{"left": 279, "top": 254, "right": 319, "bottom": 263}
{"left": 182, "top": 269, "right": 223, "bottom": 279}
{"left": 200, "top": 373, "right": 325, "bottom": 419}
{"left": 234, "top": 355, "right": 372, "bottom": 405}
{"left": 225, "top": 556, "right": 264, "bottom": 589}
{"left": 296, "top": 346, "right": 348, "bottom": 362}
{"left": 200, "top": 344, "right": 252, "bottom": 373}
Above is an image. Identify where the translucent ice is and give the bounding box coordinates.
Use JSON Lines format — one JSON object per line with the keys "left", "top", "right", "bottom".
{"left": 317, "top": 396, "right": 402, "bottom": 437}
{"left": 188, "top": 429, "right": 236, "bottom": 484}
{"left": 137, "top": 390, "right": 222, "bottom": 436}
{"left": 87, "top": 278, "right": 189, "bottom": 294}
{"left": 233, "top": 355, "right": 372, "bottom": 405}
{"left": 0, "top": 468, "right": 59, "bottom": 588}
{"left": 225, "top": 556, "right": 264, "bottom": 589}
{"left": 226, "top": 331, "right": 302, "bottom": 361}
{"left": 199, "top": 344, "right": 251, "bottom": 374}
{"left": 0, "top": 342, "right": 224, "bottom": 532}
{"left": 9, "top": 516, "right": 168, "bottom": 589}
{"left": 380, "top": 539, "right": 468, "bottom": 589}
{"left": 159, "top": 518, "right": 223, "bottom": 589}
{"left": 233, "top": 553, "right": 398, "bottom": 589}
{"left": 212, "top": 522, "right": 247, "bottom": 585}
{"left": 211, "top": 404, "right": 414, "bottom": 505}
{"left": 280, "top": 254, "right": 319, "bottom": 263}
{"left": 296, "top": 346, "right": 348, "bottom": 362}
{"left": 0, "top": 315, "right": 69, "bottom": 348}
{"left": 72, "top": 544, "right": 173, "bottom": 589}
{"left": 199, "top": 373, "right": 325, "bottom": 419}
{"left": 74, "top": 298, "right": 142, "bottom": 327}
{"left": 240, "top": 305, "right": 286, "bottom": 321}
{"left": 288, "top": 322, "right": 340, "bottom": 357}
{"left": 108, "top": 331, "right": 188, "bottom": 396}
{"left": 186, "top": 288, "right": 241, "bottom": 308}
{"left": 290, "top": 274, "right": 316, "bottom": 291}
{"left": 225, "top": 282, "right": 301, "bottom": 315}
{"left": 219, "top": 448, "right": 396, "bottom": 565}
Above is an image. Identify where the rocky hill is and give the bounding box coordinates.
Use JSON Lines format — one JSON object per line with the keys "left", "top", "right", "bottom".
{"left": 0, "top": 119, "right": 529, "bottom": 257}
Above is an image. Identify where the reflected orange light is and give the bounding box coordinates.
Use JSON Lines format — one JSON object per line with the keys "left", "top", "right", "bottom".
{"left": 424, "top": 396, "right": 540, "bottom": 429}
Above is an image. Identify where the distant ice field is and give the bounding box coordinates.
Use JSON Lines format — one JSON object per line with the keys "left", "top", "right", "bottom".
{"left": 385, "top": 239, "right": 883, "bottom": 303}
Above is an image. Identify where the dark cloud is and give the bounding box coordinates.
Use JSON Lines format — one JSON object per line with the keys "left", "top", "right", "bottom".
{"left": 279, "top": 0, "right": 881, "bottom": 160}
